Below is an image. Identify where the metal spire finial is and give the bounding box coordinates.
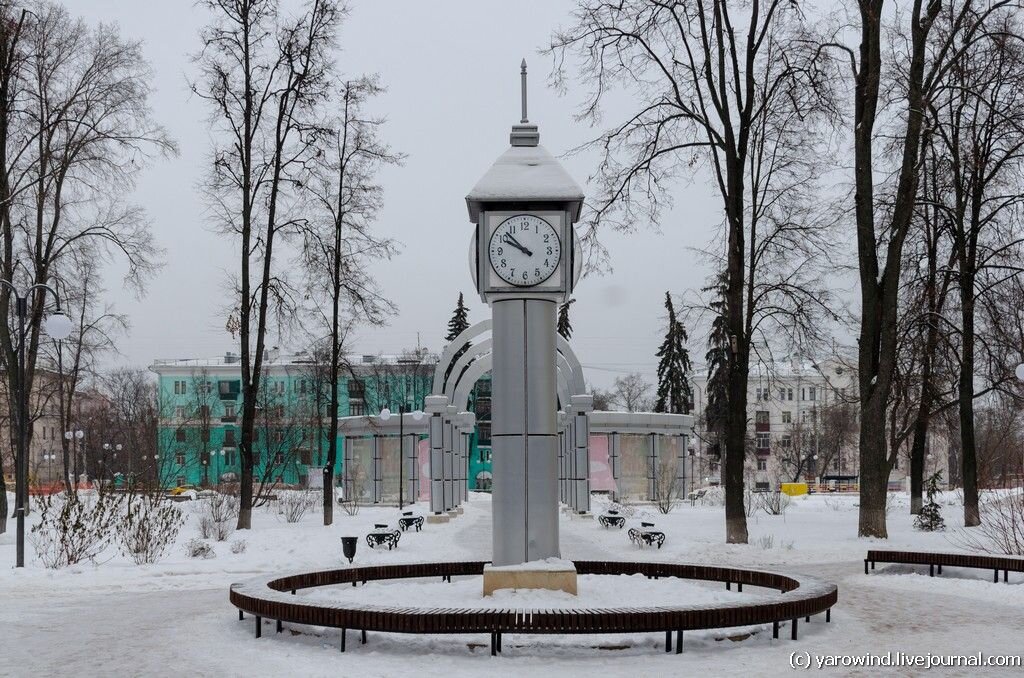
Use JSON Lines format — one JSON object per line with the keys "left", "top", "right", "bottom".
{"left": 520, "top": 59, "right": 529, "bottom": 124}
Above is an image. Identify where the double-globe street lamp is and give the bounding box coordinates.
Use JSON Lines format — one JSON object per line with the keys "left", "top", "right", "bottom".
{"left": 1, "top": 280, "right": 73, "bottom": 568}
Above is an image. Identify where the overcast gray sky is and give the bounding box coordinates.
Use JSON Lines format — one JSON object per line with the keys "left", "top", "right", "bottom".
{"left": 64, "top": 0, "right": 731, "bottom": 389}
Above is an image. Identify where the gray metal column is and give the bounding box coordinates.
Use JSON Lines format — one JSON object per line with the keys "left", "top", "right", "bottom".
{"left": 372, "top": 435, "right": 382, "bottom": 503}
{"left": 571, "top": 395, "right": 593, "bottom": 513}
{"left": 676, "top": 434, "right": 687, "bottom": 497}
{"left": 491, "top": 298, "right": 559, "bottom": 566}
{"left": 609, "top": 432, "right": 620, "bottom": 502}
{"left": 443, "top": 405, "right": 456, "bottom": 511}
{"left": 557, "top": 412, "right": 566, "bottom": 505}
{"left": 425, "top": 395, "right": 447, "bottom": 514}
{"left": 647, "top": 433, "right": 658, "bottom": 501}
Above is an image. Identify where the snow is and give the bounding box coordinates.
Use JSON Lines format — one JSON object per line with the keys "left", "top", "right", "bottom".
{"left": 466, "top": 144, "right": 585, "bottom": 220}
{"left": 3, "top": 490, "right": 1024, "bottom": 677}
{"left": 485, "top": 556, "right": 576, "bottom": 572}
{"left": 305, "top": 572, "right": 749, "bottom": 611}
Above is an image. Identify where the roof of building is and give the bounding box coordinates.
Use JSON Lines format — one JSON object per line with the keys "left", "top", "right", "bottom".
{"left": 465, "top": 143, "right": 585, "bottom": 221}
{"left": 151, "top": 350, "right": 439, "bottom": 373}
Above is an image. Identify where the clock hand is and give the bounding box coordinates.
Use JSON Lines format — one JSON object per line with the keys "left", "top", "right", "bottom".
{"left": 502, "top": 232, "right": 534, "bottom": 257}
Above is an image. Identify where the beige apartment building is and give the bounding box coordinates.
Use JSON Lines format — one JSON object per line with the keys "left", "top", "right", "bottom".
{"left": 690, "top": 359, "right": 950, "bottom": 491}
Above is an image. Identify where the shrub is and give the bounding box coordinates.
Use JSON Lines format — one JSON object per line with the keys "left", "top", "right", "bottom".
{"left": 185, "top": 538, "right": 216, "bottom": 559}
{"left": 948, "top": 489, "right": 1024, "bottom": 555}
{"left": 230, "top": 539, "right": 248, "bottom": 554}
{"left": 759, "top": 491, "right": 791, "bottom": 516}
{"left": 198, "top": 493, "right": 239, "bottom": 541}
{"left": 120, "top": 494, "right": 185, "bottom": 565}
{"left": 277, "top": 490, "right": 316, "bottom": 523}
{"left": 30, "top": 493, "right": 123, "bottom": 568}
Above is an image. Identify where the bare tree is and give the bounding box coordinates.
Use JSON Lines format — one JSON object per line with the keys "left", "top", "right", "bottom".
{"left": 194, "top": 0, "right": 341, "bottom": 528}
{"left": 548, "top": 1, "right": 837, "bottom": 543}
{"left": 0, "top": 2, "right": 173, "bottom": 527}
{"left": 299, "top": 75, "right": 400, "bottom": 525}
{"left": 823, "top": 0, "right": 1014, "bottom": 537}
{"left": 926, "top": 6, "right": 1024, "bottom": 526}
{"left": 611, "top": 372, "right": 653, "bottom": 413}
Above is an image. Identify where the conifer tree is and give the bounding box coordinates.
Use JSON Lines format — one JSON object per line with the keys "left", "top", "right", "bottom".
{"left": 557, "top": 299, "right": 575, "bottom": 340}
{"left": 913, "top": 471, "right": 946, "bottom": 532}
{"left": 443, "top": 293, "right": 471, "bottom": 388}
{"left": 704, "top": 273, "right": 731, "bottom": 453}
{"left": 654, "top": 292, "right": 693, "bottom": 414}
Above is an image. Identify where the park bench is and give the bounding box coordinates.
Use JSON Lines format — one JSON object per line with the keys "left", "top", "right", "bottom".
{"left": 628, "top": 522, "right": 666, "bottom": 549}
{"left": 230, "top": 560, "right": 837, "bottom": 656}
{"left": 864, "top": 549, "right": 1024, "bottom": 583}
{"left": 366, "top": 525, "right": 401, "bottom": 550}
{"left": 398, "top": 514, "right": 424, "bottom": 532}
{"left": 598, "top": 509, "right": 626, "bottom": 529}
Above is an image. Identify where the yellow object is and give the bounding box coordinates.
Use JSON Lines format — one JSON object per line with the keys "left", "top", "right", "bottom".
{"left": 780, "top": 482, "right": 808, "bottom": 497}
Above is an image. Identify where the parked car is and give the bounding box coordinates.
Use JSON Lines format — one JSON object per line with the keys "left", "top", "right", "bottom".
{"left": 169, "top": 484, "right": 197, "bottom": 496}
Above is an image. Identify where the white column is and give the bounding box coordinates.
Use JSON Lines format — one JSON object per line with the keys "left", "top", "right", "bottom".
{"left": 571, "top": 395, "right": 593, "bottom": 513}
{"left": 425, "top": 395, "right": 448, "bottom": 514}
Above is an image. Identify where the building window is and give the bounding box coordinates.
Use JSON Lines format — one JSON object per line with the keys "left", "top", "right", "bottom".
{"left": 273, "top": 405, "right": 285, "bottom": 418}
{"left": 787, "top": 388, "right": 794, "bottom": 401}
{"left": 755, "top": 481, "right": 770, "bottom": 491}
{"left": 780, "top": 435, "right": 791, "bottom": 449}
{"left": 174, "top": 406, "right": 185, "bottom": 419}
{"left": 755, "top": 411, "right": 770, "bottom": 425}
{"left": 198, "top": 405, "right": 210, "bottom": 418}
{"left": 173, "top": 380, "right": 187, "bottom": 395}
{"left": 757, "top": 458, "right": 767, "bottom": 471}
{"left": 201, "top": 429, "right": 210, "bottom": 443}
{"left": 175, "top": 453, "right": 185, "bottom": 466}
{"left": 300, "top": 449, "right": 312, "bottom": 466}
{"left": 175, "top": 428, "right": 186, "bottom": 442}
{"left": 756, "top": 432, "right": 770, "bottom": 450}
{"left": 348, "top": 379, "right": 366, "bottom": 397}
{"left": 349, "top": 401, "right": 366, "bottom": 416}
{"left": 224, "top": 429, "right": 236, "bottom": 446}
{"left": 477, "top": 423, "right": 492, "bottom": 445}
{"left": 781, "top": 411, "right": 792, "bottom": 424}
{"left": 224, "top": 404, "right": 235, "bottom": 419}
{"left": 808, "top": 387, "right": 817, "bottom": 402}
{"left": 274, "top": 452, "right": 284, "bottom": 464}
{"left": 177, "top": 476, "right": 186, "bottom": 487}
{"left": 225, "top": 449, "right": 236, "bottom": 466}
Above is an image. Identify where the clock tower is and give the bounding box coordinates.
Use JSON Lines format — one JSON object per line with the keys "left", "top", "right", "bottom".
{"left": 466, "top": 61, "right": 584, "bottom": 568}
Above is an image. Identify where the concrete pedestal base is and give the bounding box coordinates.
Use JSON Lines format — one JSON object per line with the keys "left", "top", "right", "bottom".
{"left": 482, "top": 563, "right": 578, "bottom": 596}
{"left": 446, "top": 510, "right": 458, "bottom": 518}
{"left": 426, "top": 513, "right": 450, "bottom": 524}
{"left": 569, "top": 512, "right": 593, "bottom": 521}
{"left": 456, "top": 506, "right": 465, "bottom": 515}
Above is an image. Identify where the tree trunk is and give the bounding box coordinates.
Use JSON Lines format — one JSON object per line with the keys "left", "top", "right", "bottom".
{"left": 959, "top": 277, "right": 980, "bottom": 527}
{"left": 908, "top": 415, "right": 927, "bottom": 514}
{"left": 858, "top": 389, "right": 890, "bottom": 538}
{"left": 0, "top": 473, "right": 7, "bottom": 535}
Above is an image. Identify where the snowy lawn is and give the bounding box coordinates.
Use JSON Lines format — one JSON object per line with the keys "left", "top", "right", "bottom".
{"left": 3, "top": 490, "right": 1023, "bottom": 677}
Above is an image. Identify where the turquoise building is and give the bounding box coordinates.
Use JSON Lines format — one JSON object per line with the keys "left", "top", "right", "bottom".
{"left": 150, "top": 350, "right": 492, "bottom": 492}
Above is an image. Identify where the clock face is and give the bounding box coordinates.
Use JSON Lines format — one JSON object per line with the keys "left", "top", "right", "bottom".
{"left": 488, "top": 215, "right": 561, "bottom": 287}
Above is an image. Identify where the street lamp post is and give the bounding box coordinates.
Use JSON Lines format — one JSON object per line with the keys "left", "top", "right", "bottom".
{"left": 2, "top": 280, "right": 72, "bottom": 568}
{"left": 64, "top": 429, "right": 84, "bottom": 486}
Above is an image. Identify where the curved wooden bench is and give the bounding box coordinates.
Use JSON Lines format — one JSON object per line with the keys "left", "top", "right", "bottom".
{"left": 229, "top": 560, "right": 838, "bottom": 655}
{"left": 865, "top": 549, "right": 1024, "bottom": 582}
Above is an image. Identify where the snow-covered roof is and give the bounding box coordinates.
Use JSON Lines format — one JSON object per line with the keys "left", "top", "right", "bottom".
{"left": 465, "top": 143, "right": 585, "bottom": 222}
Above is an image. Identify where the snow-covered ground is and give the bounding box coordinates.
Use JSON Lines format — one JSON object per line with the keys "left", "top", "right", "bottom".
{"left": 2, "top": 490, "right": 1023, "bottom": 677}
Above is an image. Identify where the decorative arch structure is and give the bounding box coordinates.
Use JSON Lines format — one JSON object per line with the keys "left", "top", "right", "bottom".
{"left": 335, "top": 319, "right": 695, "bottom": 519}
